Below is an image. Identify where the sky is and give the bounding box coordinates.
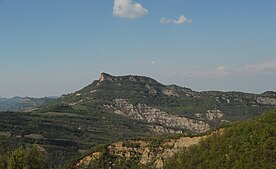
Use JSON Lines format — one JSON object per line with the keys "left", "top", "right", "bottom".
{"left": 0, "top": 0, "right": 276, "bottom": 97}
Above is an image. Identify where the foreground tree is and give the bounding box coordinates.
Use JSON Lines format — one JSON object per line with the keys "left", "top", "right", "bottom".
{"left": 0, "top": 145, "right": 47, "bottom": 169}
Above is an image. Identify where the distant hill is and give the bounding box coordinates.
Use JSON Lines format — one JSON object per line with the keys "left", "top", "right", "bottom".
{"left": 0, "top": 97, "right": 51, "bottom": 112}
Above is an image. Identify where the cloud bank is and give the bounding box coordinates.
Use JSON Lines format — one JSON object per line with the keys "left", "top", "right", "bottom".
{"left": 160, "top": 15, "right": 192, "bottom": 25}
{"left": 175, "top": 61, "right": 276, "bottom": 79}
{"left": 177, "top": 65, "right": 230, "bottom": 78}
{"left": 113, "top": 0, "right": 148, "bottom": 19}
{"left": 243, "top": 61, "right": 276, "bottom": 75}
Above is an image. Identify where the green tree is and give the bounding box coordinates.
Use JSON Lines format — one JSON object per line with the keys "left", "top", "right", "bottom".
{"left": 1, "top": 146, "right": 47, "bottom": 169}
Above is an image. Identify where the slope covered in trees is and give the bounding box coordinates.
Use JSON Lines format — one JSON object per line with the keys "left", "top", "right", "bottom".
{"left": 0, "top": 145, "right": 47, "bottom": 169}
{"left": 164, "top": 110, "right": 276, "bottom": 169}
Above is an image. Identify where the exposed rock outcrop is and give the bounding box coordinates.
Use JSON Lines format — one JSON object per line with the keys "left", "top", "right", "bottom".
{"left": 148, "top": 125, "right": 184, "bottom": 134}
{"left": 104, "top": 99, "right": 210, "bottom": 134}
{"left": 206, "top": 109, "right": 224, "bottom": 120}
{"left": 256, "top": 97, "right": 276, "bottom": 105}
{"left": 75, "top": 135, "right": 207, "bottom": 169}
{"left": 99, "top": 72, "right": 115, "bottom": 82}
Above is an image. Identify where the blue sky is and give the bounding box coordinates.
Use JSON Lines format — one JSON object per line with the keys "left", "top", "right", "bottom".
{"left": 0, "top": 0, "right": 276, "bottom": 97}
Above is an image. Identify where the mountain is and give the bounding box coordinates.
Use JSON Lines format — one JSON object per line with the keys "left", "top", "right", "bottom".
{"left": 0, "top": 97, "right": 50, "bottom": 112}
{"left": 56, "top": 73, "right": 276, "bottom": 134}
{"left": 74, "top": 109, "right": 276, "bottom": 169}
{"left": 0, "top": 73, "right": 275, "bottom": 168}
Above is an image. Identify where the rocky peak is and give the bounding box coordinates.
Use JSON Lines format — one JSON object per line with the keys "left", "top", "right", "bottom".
{"left": 98, "top": 72, "right": 159, "bottom": 84}
{"left": 99, "top": 72, "right": 115, "bottom": 82}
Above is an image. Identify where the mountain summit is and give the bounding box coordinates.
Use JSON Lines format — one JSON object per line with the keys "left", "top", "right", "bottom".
{"left": 99, "top": 72, "right": 161, "bottom": 84}
{"left": 99, "top": 72, "right": 115, "bottom": 82}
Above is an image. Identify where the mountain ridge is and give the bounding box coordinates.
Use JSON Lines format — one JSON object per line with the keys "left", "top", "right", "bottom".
{"left": 1, "top": 73, "right": 274, "bottom": 113}
{"left": 98, "top": 72, "right": 274, "bottom": 95}
{"left": 53, "top": 72, "right": 276, "bottom": 134}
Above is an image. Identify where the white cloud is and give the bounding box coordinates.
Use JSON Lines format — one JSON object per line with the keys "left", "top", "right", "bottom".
{"left": 215, "top": 65, "right": 229, "bottom": 77}
{"left": 160, "top": 17, "right": 173, "bottom": 24}
{"left": 174, "top": 15, "right": 192, "bottom": 24}
{"left": 242, "top": 61, "right": 276, "bottom": 75}
{"left": 172, "top": 61, "right": 276, "bottom": 79}
{"left": 113, "top": 0, "right": 148, "bottom": 19}
{"left": 160, "top": 15, "right": 192, "bottom": 25}
{"left": 179, "top": 65, "right": 230, "bottom": 78}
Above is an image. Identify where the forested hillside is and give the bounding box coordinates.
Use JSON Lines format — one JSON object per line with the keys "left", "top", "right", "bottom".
{"left": 164, "top": 110, "right": 276, "bottom": 169}
{"left": 0, "top": 145, "right": 47, "bottom": 169}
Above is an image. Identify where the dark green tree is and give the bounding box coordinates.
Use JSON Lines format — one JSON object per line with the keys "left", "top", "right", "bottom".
{"left": 1, "top": 145, "right": 47, "bottom": 169}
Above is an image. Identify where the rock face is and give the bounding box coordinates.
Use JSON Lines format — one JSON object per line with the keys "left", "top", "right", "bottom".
{"left": 75, "top": 135, "right": 207, "bottom": 169}
{"left": 256, "top": 97, "right": 276, "bottom": 105}
{"left": 99, "top": 72, "right": 116, "bottom": 82}
{"left": 148, "top": 125, "right": 184, "bottom": 134}
{"left": 76, "top": 152, "right": 102, "bottom": 167}
{"left": 105, "top": 99, "right": 210, "bottom": 133}
{"left": 99, "top": 72, "right": 158, "bottom": 84}
{"left": 206, "top": 109, "right": 224, "bottom": 120}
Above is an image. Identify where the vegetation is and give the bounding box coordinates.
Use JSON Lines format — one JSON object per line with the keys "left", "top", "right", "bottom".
{"left": 0, "top": 145, "right": 47, "bottom": 169}
{"left": 75, "top": 110, "right": 276, "bottom": 169}
{"left": 0, "top": 111, "right": 151, "bottom": 168}
{"left": 0, "top": 74, "right": 275, "bottom": 168}
{"left": 62, "top": 74, "right": 275, "bottom": 128}
{"left": 0, "top": 97, "right": 50, "bottom": 112}
{"left": 74, "top": 132, "right": 220, "bottom": 169}
{"left": 164, "top": 110, "right": 276, "bottom": 169}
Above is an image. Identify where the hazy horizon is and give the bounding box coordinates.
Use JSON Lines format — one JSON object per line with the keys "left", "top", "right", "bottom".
{"left": 1, "top": 0, "right": 276, "bottom": 97}
{"left": 1, "top": 72, "right": 275, "bottom": 98}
